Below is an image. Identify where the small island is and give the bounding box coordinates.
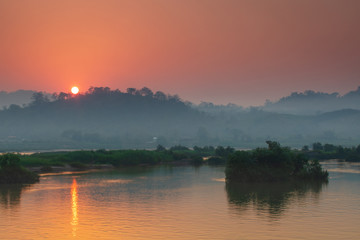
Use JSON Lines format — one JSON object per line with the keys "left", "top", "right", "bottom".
{"left": 0, "top": 153, "right": 39, "bottom": 184}
{"left": 225, "top": 141, "right": 328, "bottom": 182}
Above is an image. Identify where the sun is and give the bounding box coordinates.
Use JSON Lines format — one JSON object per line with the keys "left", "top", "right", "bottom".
{"left": 71, "top": 86, "right": 79, "bottom": 94}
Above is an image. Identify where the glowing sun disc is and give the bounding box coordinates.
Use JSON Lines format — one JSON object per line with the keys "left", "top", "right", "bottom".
{"left": 71, "top": 86, "right": 79, "bottom": 94}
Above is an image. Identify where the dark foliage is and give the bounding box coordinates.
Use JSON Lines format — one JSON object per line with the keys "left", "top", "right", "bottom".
{"left": 207, "top": 156, "right": 226, "bottom": 165}
{"left": 169, "top": 145, "right": 190, "bottom": 151}
{"left": 19, "top": 147, "right": 209, "bottom": 168}
{"left": 0, "top": 154, "right": 39, "bottom": 184}
{"left": 305, "top": 143, "right": 360, "bottom": 162}
{"left": 263, "top": 86, "right": 360, "bottom": 115}
{"left": 193, "top": 146, "right": 215, "bottom": 156}
{"left": 225, "top": 141, "right": 328, "bottom": 182}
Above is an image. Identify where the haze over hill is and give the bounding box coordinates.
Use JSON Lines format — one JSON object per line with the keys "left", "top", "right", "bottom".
{"left": 2, "top": 86, "right": 360, "bottom": 114}
{"left": 0, "top": 90, "right": 37, "bottom": 109}
{"left": 261, "top": 86, "right": 360, "bottom": 115}
{"left": 0, "top": 86, "right": 360, "bottom": 151}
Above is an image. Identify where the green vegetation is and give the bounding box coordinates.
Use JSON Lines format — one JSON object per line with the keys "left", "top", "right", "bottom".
{"left": 18, "top": 146, "right": 213, "bottom": 169}
{"left": 226, "top": 141, "right": 328, "bottom": 183}
{"left": 0, "top": 154, "right": 39, "bottom": 184}
{"left": 16, "top": 144, "right": 238, "bottom": 170}
{"left": 2, "top": 142, "right": 343, "bottom": 184}
{"left": 206, "top": 146, "right": 235, "bottom": 165}
{"left": 20, "top": 149, "right": 171, "bottom": 168}
{"left": 303, "top": 142, "right": 360, "bottom": 162}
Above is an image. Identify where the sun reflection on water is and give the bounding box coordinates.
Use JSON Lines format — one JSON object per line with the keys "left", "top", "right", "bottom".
{"left": 71, "top": 179, "right": 78, "bottom": 236}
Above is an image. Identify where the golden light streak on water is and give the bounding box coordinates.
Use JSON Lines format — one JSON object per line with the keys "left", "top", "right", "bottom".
{"left": 71, "top": 178, "right": 78, "bottom": 237}
{"left": 1, "top": 164, "right": 360, "bottom": 239}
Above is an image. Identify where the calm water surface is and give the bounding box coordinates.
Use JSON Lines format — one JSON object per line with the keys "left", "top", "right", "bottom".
{"left": 1, "top": 161, "right": 360, "bottom": 239}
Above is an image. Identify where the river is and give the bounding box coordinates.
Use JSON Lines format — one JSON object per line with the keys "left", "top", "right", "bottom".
{"left": 1, "top": 161, "right": 359, "bottom": 239}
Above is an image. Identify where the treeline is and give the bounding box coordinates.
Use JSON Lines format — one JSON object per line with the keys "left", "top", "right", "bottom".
{"left": 303, "top": 142, "right": 360, "bottom": 162}
{"left": 263, "top": 86, "right": 360, "bottom": 115}
{"left": 18, "top": 145, "right": 235, "bottom": 170}
{"left": 12, "top": 141, "right": 360, "bottom": 173}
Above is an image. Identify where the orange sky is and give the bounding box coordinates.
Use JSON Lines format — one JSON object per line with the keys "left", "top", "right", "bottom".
{"left": 0, "top": 0, "right": 359, "bottom": 106}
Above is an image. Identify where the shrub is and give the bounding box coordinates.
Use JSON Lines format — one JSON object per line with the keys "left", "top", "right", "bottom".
{"left": 0, "top": 154, "right": 39, "bottom": 184}
{"left": 226, "top": 142, "right": 328, "bottom": 183}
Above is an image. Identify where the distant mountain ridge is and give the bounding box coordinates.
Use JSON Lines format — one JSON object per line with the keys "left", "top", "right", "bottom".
{"left": 262, "top": 86, "right": 360, "bottom": 115}
{"left": 2, "top": 86, "right": 360, "bottom": 116}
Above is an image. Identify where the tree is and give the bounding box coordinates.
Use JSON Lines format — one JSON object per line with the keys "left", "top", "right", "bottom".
{"left": 302, "top": 145, "right": 309, "bottom": 152}
{"left": 266, "top": 141, "right": 281, "bottom": 151}
{"left": 31, "top": 92, "right": 50, "bottom": 105}
{"left": 215, "top": 146, "right": 234, "bottom": 157}
{"left": 0, "top": 154, "right": 39, "bottom": 184}
{"left": 356, "top": 145, "right": 360, "bottom": 154}
{"left": 56, "top": 92, "right": 69, "bottom": 101}
{"left": 156, "top": 144, "right": 166, "bottom": 151}
{"left": 7, "top": 104, "right": 22, "bottom": 111}
{"left": 154, "top": 91, "right": 167, "bottom": 101}
{"left": 168, "top": 94, "right": 181, "bottom": 102}
{"left": 0, "top": 153, "right": 20, "bottom": 168}
{"left": 126, "top": 88, "right": 137, "bottom": 95}
{"left": 324, "top": 144, "right": 336, "bottom": 152}
{"left": 88, "top": 87, "right": 110, "bottom": 95}
{"left": 139, "top": 87, "right": 153, "bottom": 97}
{"left": 312, "top": 142, "right": 323, "bottom": 151}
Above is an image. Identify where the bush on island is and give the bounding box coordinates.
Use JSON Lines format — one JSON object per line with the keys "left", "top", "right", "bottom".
{"left": 225, "top": 141, "right": 328, "bottom": 183}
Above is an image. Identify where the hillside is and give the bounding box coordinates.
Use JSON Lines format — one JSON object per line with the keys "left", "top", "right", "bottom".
{"left": 0, "top": 87, "right": 360, "bottom": 151}
{"left": 262, "top": 86, "right": 360, "bottom": 115}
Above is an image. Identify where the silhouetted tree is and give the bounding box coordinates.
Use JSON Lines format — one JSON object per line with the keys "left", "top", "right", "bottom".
{"left": 324, "top": 144, "right": 336, "bottom": 152}
{"left": 215, "top": 146, "right": 234, "bottom": 157}
{"left": 30, "top": 92, "right": 50, "bottom": 105}
{"left": 0, "top": 153, "right": 20, "bottom": 168}
{"left": 356, "top": 145, "right": 360, "bottom": 154}
{"left": 156, "top": 144, "right": 166, "bottom": 151}
{"left": 312, "top": 142, "right": 323, "bottom": 151}
{"left": 154, "top": 91, "right": 167, "bottom": 101}
{"left": 55, "top": 92, "right": 70, "bottom": 101}
{"left": 302, "top": 145, "right": 309, "bottom": 152}
{"left": 139, "top": 87, "right": 153, "bottom": 97}
{"left": 127, "top": 88, "right": 137, "bottom": 95}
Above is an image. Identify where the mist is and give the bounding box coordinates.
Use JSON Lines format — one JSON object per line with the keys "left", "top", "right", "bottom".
{"left": 0, "top": 86, "right": 360, "bottom": 151}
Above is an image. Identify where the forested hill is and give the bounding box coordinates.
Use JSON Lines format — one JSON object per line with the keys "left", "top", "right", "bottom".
{"left": 1, "top": 87, "right": 360, "bottom": 151}
{"left": 0, "top": 87, "right": 209, "bottom": 148}
{"left": 262, "top": 86, "right": 360, "bottom": 115}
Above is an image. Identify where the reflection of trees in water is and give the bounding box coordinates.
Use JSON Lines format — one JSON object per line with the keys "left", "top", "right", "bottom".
{"left": 0, "top": 184, "right": 30, "bottom": 209}
{"left": 226, "top": 181, "right": 326, "bottom": 218}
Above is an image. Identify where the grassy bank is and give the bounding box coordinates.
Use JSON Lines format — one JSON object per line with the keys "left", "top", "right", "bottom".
{"left": 17, "top": 145, "right": 226, "bottom": 170}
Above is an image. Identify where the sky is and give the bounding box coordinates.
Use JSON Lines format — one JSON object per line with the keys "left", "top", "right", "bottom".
{"left": 0, "top": 0, "right": 359, "bottom": 106}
